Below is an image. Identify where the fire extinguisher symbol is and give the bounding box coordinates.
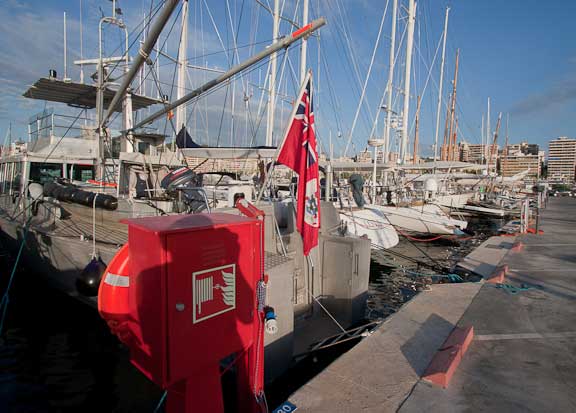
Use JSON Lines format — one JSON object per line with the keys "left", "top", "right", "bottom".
{"left": 192, "top": 264, "right": 236, "bottom": 324}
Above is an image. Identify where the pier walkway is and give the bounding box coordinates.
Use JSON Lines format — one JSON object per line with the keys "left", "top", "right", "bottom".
{"left": 288, "top": 198, "right": 576, "bottom": 412}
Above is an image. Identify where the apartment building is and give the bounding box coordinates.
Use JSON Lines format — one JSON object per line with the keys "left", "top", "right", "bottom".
{"left": 500, "top": 142, "right": 543, "bottom": 179}
{"left": 548, "top": 137, "right": 576, "bottom": 183}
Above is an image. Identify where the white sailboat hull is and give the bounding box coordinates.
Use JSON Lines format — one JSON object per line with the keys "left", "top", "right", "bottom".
{"left": 369, "top": 204, "right": 467, "bottom": 235}
{"left": 338, "top": 208, "right": 399, "bottom": 250}
{"left": 434, "top": 192, "right": 474, "bottom": 209}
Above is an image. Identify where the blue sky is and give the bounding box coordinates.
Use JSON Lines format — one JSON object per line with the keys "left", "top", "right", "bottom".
{"left": 1, "top": 0, "right": 575, "bottom": 157}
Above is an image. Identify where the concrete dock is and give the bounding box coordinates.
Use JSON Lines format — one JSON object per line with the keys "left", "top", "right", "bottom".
{"left": 287, "top": 198, "right": 576, "bottom": 412}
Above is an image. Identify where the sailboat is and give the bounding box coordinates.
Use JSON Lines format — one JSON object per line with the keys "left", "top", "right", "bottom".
{"left": 332, "top": 0, "right": 467, "bottom": 240}
{"left": 0, "top": 1, "right": 384, "bottom": 384}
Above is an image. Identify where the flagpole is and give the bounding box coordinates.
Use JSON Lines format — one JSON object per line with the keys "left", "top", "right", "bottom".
{"left": 256, "top": 70, "right": 313, "bottom": 202}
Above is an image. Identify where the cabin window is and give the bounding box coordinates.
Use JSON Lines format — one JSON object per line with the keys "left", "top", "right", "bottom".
{"left": 3, "top": 163, "right": 12, "bottom": 194}
{"left": 12, "top": 162, "right": 22, "bottom": 193}
{"left": 68, "top": 164, "right": 95, "bottom": 182}
{"left": 137, "top": 142, "right": 151, "bottom": 155}
{"left": 29, "top": 162, "right": 62, "bottom": 185}
{"left": 0, "top": 164, "right": 6, "bottom": 194}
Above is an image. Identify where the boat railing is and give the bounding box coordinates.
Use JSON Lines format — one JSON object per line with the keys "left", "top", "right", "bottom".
{"left": 28, "top": 110, "right": 93, "bottom": 141}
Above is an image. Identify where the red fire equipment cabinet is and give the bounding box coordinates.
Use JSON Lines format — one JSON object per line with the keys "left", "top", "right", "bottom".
{"left": 98, "top": 212, "right": 266, "bottom": 413}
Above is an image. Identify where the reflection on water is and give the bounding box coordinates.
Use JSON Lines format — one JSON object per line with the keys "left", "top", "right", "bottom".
{"left": 367, "top": 217, "right": 504, "bottom": 319}
{"left": 0, "top": 262, "right": 162, "bottom": 413}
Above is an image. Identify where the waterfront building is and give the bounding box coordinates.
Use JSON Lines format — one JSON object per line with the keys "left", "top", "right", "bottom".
{"left": 500, "top": 142, "right": 543, "bottom": 179}
{"left": 548, "top": 137, "right": 576, "bottom": 183}
{"left": 460, "top": 143, "right": 498, "bottom": 164}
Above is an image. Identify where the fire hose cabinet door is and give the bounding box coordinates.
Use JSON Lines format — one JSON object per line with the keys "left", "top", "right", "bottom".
{"left": 165, "top": 213, "right": 261, "bottom": 385}
{"left": 125, "top": 213, "right": 262, "bottom": 388}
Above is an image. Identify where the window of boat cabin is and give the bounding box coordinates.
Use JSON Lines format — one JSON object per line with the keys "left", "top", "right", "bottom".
{"left": 29, "top": 162, "right": 62, "bottom": 185}
{"left": 0, "top": 163, "right": 6, "bottom": 193}
{"left": 2, "top": 163, "right": 13, "bottom": 194}
{"left": 68, "top": 164, "right": 94, "bottom": 182}
{"left": 11, "top": 162, "right": 22, "bottom": 193}
{"left": 137, "top": 142, "right": 151, "bottom": 155}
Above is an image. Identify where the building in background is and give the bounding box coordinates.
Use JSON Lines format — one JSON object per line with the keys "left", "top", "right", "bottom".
{"left": 500, "top": 141, "right": 543, "bottom": 180}
{"left": 507, "top": 142, "right": 539, "bottom": 156}
{"left": 461, "top": 143, "right": 499, "bottom": 164}
{"left": 459, "top": 143, "right": 470, "bottom": 162}
{"left": 548, "top": 137, "right": 576, "bottom": 183}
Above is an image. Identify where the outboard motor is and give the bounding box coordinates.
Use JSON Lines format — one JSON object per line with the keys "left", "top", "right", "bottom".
{"left": 161, "top": 167, "right": 207, "bottom": 213}
{"left": 160, "top": 167, "right": 200, "bottom": 190}
{"left": 76, "top": 256, "right": 107, "bottom": 296}
{"left": 348, "top": 174, "right": 366, "bottom": 208}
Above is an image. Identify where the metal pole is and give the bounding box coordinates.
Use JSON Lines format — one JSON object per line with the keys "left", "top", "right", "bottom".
{"left": 383, "top": 0, "right": 397, "bottom": 182}
{"left": 63, "top": 12, "right": 68, "bottom": 81}
{"left": 131, "top": 18, "right": 326, "bottom": 132}
{"left": 176, "top": 0, "right": 189, "bottom": 132}
{"left": 486, "top": 97, "right": 490, "bottom": 166}
{"left": 447, "top": 49, "right": 459, "bottom": 162}
{"left": 535, "top": 195, "right": 540, "bottom": 232}
{"left": 300, "top": 0, "right": 309, "bottom": 84}
{"left": 413, "top": 95, "right": 421, "bottom": 164}
{"left": 400, "top": 0, "right": 416, "bottom": 164}
{"left": 372, "top": 145, "right": 378, "bottom": 202}
{"left": 433, "top": 7, "right": 449, "bottom": 162}
{"left": 326, "top": 130, "right": 333, "bottom": 202}
{"left": 101, "top": 0, "right": 180, "bottom": 127}
{"left": 80, "top": 0, "right": 84, "bottom": 84}
{"left": 266, "top": 0, "right": 280, "bottom": 146}
{"left": 481, "top": 113, "right": 484, "bottom": 164}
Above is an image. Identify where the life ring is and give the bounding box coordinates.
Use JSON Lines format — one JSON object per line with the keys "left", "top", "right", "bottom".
{"left": 98, "top": 244, "right": 132, "bottom": 343}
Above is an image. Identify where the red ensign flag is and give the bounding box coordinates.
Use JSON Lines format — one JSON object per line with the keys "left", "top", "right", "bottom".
{"left": 277, "top": 71, "right": 320, "bottom": 256}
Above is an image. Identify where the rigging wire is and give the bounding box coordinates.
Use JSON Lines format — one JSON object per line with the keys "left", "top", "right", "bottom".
{"left": 345, "top": 0, "right": 390, "bottom": 157}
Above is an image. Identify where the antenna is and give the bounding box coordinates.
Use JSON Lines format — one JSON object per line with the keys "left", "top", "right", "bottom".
{"left": 80, "top": 0, "right": 84, "bottom": 83}
{"left": 63, "top": 12, "right": 70, "bottom": 81}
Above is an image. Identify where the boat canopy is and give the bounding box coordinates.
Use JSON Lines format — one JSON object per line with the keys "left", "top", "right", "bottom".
{"left": 23, "top": 78, "right": 162, "bottom": 111}
{"left": 176, "top": 127, "right": 276, "bottom": 159}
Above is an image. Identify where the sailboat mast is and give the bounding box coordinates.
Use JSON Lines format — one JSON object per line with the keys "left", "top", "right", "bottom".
{"left": 400, "top": 0, "right": 416, "bottom": 164}
{"left": 266, "top": 0, "right": 280, "bottom": 146}
{"left": 100, "top": 0, "right": 180, "bottom": 128}
{"left": 503, "top": 113, "right": 509, "bottom": 179}
{"left": 481, "top": 113, "right": 484, "bottom": 163}
{"left": 447, "top": 49, "right": 459, "bottom": 162}
{"left": 383, "top": 0, "right": 398, "bottom": 171}
{"left": 433, "top": 7, "right": 449, "bottom": 162}
{"left": 176, "top": 0, "right": 189, "bottom": 132}
{"left": 488, "top": 112, "right": 502, "bottom": 175}
{"left": 80, "top": 0, "right": 84, "bottom": 84}
{"left": 452, "top": 116, "right": 459, "bottom": 160}
{"left": 441, "top": 102, "right": 450, "bottom": 160}
{"left": 300, "top": 0, "right": 309, "bottom": 83}
{"left": 413, "top": 95, "right": 421, "bottom": 164}
{"left": 486, "top": 97, "right": 491, "bottom": 166}
{"left": 131, "top": 18, "right": 327, "bottom": 131}
{"left": 63, "top": 12, "right": 69, "bottom": 81}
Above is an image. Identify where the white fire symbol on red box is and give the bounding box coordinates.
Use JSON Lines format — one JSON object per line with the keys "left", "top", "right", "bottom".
{"left": 192, "top": 264, "right": 236, "bottom": 324}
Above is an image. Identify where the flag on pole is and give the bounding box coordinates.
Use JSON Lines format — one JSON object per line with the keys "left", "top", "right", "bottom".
{"left": 277, "top": 70, "right": 320, "bottom": 256}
